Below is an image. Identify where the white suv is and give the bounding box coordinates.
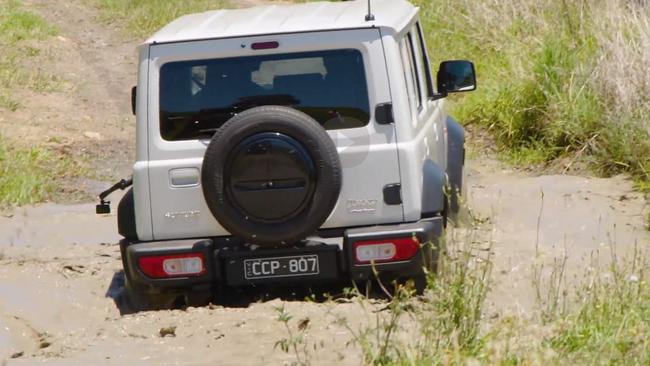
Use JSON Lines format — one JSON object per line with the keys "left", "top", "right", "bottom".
{"left": 98, "top": 0, "right": 475, "bottom": 309}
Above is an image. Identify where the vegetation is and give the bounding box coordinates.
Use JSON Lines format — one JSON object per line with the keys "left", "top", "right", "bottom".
{"left": 0, "top": 0, "right": 57, "bottom": 43}
{"left": 0, "top": 138, "right": 78, "bottom": 206}
{"left": 0, "top": 0, "right": 59, "bottom": 110}
{"left": 275, "top": 227, "right": 650, "bottom": 365}
{"left": 94, "top": 0, "right": 650, "bottom": 192}
{"left": 0, "top": 0, "right": 74, "bottom": 206}
{"left": 415, "top": 0, "right": 650, "bottom": 190}
{"left": 93, "top": 0, "right": 229, "bottom": 38}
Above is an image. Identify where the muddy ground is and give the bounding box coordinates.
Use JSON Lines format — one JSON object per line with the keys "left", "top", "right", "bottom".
{"left": 0, "top": 0, "right": 648, "bottom": 365}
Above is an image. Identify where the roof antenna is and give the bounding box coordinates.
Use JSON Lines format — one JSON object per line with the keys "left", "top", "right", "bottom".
{"left": 365, "top": 0, "right": 375, "bottom": 21}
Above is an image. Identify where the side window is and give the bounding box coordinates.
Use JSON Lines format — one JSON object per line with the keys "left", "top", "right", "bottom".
{"left": 405, "top": 32, "right": 422, "bottom": 110}
{"left": 399, "top": 37, "right": 419, "bottom": 115}
{"left": 414, "top": 22, "right": 434, "bottom": 98}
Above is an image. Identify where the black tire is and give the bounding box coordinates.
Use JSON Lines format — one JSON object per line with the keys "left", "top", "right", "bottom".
{"left": 413, "top": 241, "right": 441, "bottom": 295}
{"left": 202, "top": 106, "right": 342, "bottom": 247}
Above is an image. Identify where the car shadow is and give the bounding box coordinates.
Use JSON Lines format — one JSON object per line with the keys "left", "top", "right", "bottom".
{"left": 105, "top": 271, "right": 390, "bottom": 315}
{"left": 104, "top": 271, "right": 132, "bottom": 315}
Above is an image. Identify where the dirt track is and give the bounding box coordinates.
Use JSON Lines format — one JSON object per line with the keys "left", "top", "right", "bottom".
{"left": 0, "top": 0, "right": 648, "bottom": 365}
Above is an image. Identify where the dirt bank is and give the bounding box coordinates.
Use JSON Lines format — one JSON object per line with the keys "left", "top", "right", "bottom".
{"left": 466, "top": 155, "right": 649, "bottom": 316}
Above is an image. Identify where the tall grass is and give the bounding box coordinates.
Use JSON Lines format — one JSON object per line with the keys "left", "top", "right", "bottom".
{"left": 93, "top": 0, "right": 230, "bottom": 38}
{"left": 273, "top": 226, "right": 495, "bottom": 365}
{"left": 274, "top": 231, "right": 650, "bottom": 365}
{"left": 548, "top": 248, "right": 650, "bottom": 365}
{"left": 416, "top": 0, "right": 650, "bottom": 187}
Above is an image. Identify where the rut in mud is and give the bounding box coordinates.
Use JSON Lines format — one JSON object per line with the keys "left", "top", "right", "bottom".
{"left": 0, "top": 0, "right": 648, "bottom": 365}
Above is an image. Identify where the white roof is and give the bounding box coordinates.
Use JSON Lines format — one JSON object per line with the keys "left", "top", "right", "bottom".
{"left": 146, "top": 0, "right": 418, "bottom": 45}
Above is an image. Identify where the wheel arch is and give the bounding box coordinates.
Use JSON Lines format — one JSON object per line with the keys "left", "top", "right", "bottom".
{"left": 446, "top": 116, "right": 465, "bottom": 214}
{"left": 421, "top": 159, "right": 446, "bottom": 218}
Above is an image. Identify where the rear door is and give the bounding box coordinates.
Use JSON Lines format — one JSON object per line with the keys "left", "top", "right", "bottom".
{"left": 147, "top": 29, "right": 402, "bottom": 240}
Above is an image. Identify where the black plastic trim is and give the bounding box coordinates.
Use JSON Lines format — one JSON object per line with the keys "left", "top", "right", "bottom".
{"left": 123, "top": 239, "right": 215, "bottom": 290}
{"left": 421, "top": 160, "right": 446, "bottom": 218}
{"left": 117, "top": 188, "right": 138, "bottom": 240}
{"left": 446, "top": 116, "right": 465, "bottom": 215}
{"left": 383, "top": 183, "right": 402, "bottom": 205}
{"left": 375, "top": 103, "right": 394, "bottom": 125}
{"left": 344, "top": 218, "right": 444, "bottom": 281}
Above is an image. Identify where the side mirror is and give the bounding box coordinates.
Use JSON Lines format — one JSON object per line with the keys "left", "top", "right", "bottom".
{"left": 436, "top": 60, "right": 476, "bottom": 94}
{"left": 131, "top": 86, "right": 137, "bottom": 115}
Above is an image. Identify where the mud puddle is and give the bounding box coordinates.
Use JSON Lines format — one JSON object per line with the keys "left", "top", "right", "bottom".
{"left": 0, "top": 156, "right": 647, "bottom": 364}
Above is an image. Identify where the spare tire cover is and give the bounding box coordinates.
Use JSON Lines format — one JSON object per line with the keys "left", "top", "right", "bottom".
{"left": 201, "top": 106, "right": 342, "bottom": 246}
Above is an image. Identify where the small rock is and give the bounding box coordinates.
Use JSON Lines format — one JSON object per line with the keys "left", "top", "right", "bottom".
{"left": 11, "top": 351, "right": 24, "bottom": 358}
{"left": 159, "top": 326, "right": 177, "bottom": 337}
{"left": 83, "top": 131, "right": 102, "bottom": 140}
{"left": 39, "top": 341, "right": 51, "bottom": 349}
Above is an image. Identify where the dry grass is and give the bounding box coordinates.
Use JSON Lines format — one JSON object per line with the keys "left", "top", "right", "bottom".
{"left": 592, "top": 0, "right": 650, "bottom": 118}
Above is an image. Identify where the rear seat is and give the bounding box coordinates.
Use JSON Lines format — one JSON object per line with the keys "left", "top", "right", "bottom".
{"left": 273, "top": 73, "right": 326, "bottom": 106}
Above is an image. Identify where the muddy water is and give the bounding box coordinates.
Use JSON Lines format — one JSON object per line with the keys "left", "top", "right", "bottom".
{"left": 0, "top": 319, "right": 12, "bottom": 358}
{"left": 0, "top": 202, "right": 122, "bottom": 248}
{"left": 0, "top": 161, "right": 648, "bottom": 364}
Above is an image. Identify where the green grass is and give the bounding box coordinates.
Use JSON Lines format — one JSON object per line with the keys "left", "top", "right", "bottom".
{"left": 0, "top": 0, "right": 57, "bottom": 43}
{"left": 274, "top": 229, "right": 650, "bottom": 365}
{"left": 548, "top": 276, "right": 650, "bottom": 364}
{"left": 414, "top": 0, "right": 650, "bottom": 187}
{"left": 0, "top": 0, "right": 60, "bottom": 108}
{"left": 0, "top": 137, "right": 78, "bottom": 206}
{"left": 93, "top": 0, "right": 230, "bottom": 38}
{"left": 0, "top": 0, "right": 71, "bottom": 206}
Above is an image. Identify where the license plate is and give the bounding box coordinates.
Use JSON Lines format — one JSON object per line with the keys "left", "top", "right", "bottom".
{"left": 244, "top": 255, "right": 320, "bottom": 280}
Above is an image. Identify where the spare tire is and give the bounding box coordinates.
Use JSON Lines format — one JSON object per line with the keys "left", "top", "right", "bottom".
{"left": 201, "top": 106, "right": 342, "bottom": 247}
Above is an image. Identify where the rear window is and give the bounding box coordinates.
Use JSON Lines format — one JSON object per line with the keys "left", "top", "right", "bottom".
{"left": 159, "top": 49, "right": 370, "bottom": 141}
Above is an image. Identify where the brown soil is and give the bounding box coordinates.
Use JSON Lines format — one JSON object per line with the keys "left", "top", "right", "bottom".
{"left": 3, "top": 0, "right": 137, "bottom": 187}
{"left": 0, "top": 0, "right": 648, "bottom": 365}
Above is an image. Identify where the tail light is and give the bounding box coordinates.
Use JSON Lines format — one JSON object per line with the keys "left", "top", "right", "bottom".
{"left": 353, "top": 237, "right": 420, "bottom": 264}
{"left": 138, "top": 253, "right": 206, "bottom": 279}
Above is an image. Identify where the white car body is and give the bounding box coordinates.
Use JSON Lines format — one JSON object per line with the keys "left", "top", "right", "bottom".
{"left": 131, "top": 0, "right": 453, "bottom": 242}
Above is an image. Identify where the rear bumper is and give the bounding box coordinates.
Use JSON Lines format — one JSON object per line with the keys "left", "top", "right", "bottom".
{"left": 121, "top": 218, "right": 443, "bottom": 294}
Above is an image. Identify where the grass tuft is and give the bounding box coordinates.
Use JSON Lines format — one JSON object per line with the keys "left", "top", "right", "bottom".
{"left": 0, "top": 0, "right": 58, "bottom": 44}
{"left": 0, "top": 0, "right": 60, "bottom": 110}
{"left": 0, "top": 136, "right": 78, "bottom": 206}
